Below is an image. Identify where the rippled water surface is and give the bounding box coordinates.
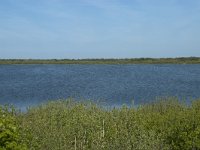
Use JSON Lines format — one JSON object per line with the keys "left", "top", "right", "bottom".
{"left": 0, "top": 64, "right": 200, "bottom": 109}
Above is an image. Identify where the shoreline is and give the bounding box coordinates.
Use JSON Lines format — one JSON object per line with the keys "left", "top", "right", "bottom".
{"left": 0, "top": 57, "right": 200, "bottom": 64}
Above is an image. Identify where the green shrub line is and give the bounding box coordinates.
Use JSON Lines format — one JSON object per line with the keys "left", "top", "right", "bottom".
{"left": 1, "top": 98, "right": 200, "bottom": 150}
{"left": 0, "top": 57, "right": 200, "bottom": 64}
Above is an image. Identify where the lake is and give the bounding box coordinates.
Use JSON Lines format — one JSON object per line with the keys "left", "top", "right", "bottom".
{"left": 0, "top": 64, "right": 200, "bottom": 109}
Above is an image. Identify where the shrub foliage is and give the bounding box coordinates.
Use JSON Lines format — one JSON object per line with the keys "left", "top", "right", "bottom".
{"left": 0, "top": 106, "right": 26, "bottom": 150}
{"left": 1, "top": 98, "right": 200, "bottom": 150}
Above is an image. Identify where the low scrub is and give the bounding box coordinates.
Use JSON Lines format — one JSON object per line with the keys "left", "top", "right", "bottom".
{"left": 1, "top": 98, "right": 200, "bottom": 149}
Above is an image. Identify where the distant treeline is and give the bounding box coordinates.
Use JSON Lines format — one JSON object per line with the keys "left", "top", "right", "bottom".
{"left": 0, "top": 57, "right": 200, "bottom": 64}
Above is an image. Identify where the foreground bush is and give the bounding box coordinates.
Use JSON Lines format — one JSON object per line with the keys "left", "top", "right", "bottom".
{"left": 0, "top": 106, "right": 26, "bottom": 150}
{"left": 2, "top": 98, "right": 200, "bottom": 150}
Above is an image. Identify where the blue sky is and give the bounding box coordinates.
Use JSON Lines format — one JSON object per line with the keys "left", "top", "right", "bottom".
{"left": 0, "top": 0, "right": 200, "bottom": 59}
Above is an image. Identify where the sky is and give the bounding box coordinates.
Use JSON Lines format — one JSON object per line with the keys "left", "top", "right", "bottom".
{"left": 0, "top": 0, "right": 200, "bottom": 59}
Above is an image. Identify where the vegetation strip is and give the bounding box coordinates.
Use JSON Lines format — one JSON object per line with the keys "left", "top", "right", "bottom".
{"left": 0, "top": 57, "right": 200, "bottom": 64}
{"left": 1, "top": 98, "right": 200, "bottom": 149}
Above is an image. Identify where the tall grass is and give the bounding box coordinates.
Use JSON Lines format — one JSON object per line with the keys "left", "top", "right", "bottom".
{"left": 1, "top": 98, "right": 200, "bottom": 149}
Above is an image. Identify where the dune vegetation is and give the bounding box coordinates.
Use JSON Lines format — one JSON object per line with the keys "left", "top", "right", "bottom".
{"left": 0, "top": 57, "right": 200, "bottom": 65}
{"left": 1, "top": 98, "right": 200, "bottom": 150}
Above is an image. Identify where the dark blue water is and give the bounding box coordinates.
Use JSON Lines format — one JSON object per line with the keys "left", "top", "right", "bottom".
{"left": 0, "top": 64, "right": 200, "bottom": 109}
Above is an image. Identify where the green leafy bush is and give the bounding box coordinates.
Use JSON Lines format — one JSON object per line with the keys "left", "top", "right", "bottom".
{"left": 0, "top": 106, "right": 27, "bottom": 150}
